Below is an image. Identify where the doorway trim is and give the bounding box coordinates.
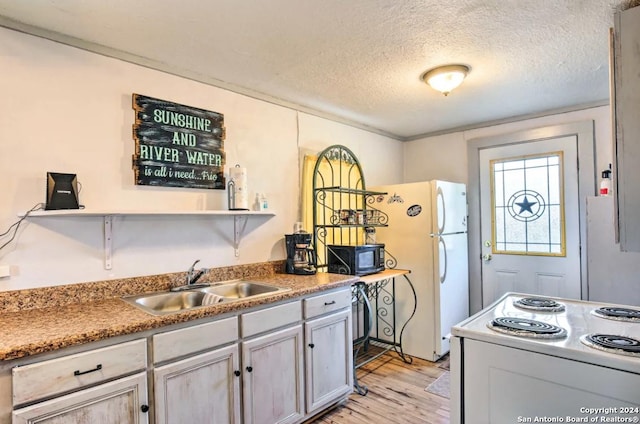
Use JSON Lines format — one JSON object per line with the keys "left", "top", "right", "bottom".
{"left": 467, "top": 121, "right": 596, "bottom": 313}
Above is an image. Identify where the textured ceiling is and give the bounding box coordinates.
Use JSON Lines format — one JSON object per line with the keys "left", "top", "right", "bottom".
{"left": 0, "top": 0, "right": 633, "bottom": 140}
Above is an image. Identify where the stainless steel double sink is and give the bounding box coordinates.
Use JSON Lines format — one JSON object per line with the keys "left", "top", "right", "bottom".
{"left": 122, "top": 280, "right": 290, "bottom": 316}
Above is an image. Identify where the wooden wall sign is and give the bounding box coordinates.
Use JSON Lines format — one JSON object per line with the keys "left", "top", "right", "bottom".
{"left": 132, "top": 94, "right": 226, "bottom": 189}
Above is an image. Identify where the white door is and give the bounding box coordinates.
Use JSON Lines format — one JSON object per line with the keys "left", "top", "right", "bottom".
{"left": 304, "top": 309, "right": 353, "bottom": 415}
{"left": 242, "top": 325, "right": 304, "bottom": 424}
{"left": 13, "top": 373, "right": 148, "bottom": 424}
{"left": 154, "top": 345, "right": 241, "bottom": 424}
{"left": 479, "top": 135, "right": 581, "bottom": 305}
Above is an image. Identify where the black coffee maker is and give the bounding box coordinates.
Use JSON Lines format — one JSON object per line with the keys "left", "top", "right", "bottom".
{"left": 285, "top": 232, "right": 317, "bottom": 275}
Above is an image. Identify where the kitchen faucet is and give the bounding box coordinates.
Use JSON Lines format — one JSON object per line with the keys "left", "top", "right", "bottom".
{"left": 186, "top": 259, "right": 202, "bottom": 285}
{"left": 170, "top": 259, "right": 210, "bottom": 292}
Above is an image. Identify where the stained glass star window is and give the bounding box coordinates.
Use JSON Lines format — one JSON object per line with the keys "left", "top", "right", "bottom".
{"left": 491, "top": 152, "right": 565, "bottom": 256}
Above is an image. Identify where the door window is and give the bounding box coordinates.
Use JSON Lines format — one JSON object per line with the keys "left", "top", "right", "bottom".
{"left": 491, "top": 151, "right": 565, "bottom": 256}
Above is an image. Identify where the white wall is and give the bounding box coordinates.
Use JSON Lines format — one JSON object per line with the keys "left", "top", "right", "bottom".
{"left": 0, "top": 27, "right": 403, "bottom": 290}
{"left": 404, "top": 106, "right": 612, "bottom": 183}
{"left": 297, "top": 113, "right": 404, "bottom": 187}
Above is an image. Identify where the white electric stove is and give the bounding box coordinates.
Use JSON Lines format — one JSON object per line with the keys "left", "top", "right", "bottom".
{"left": 450, "top": 292, "right": 640, "bottom": 424}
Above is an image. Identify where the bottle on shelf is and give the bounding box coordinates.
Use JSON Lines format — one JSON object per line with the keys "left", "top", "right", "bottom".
{"left": 254, "top": 193, "right": 269, "bottom": 211}
{"left": 365, "top": 227, "right": 376, "bottom": 244}
{"left": 600, "top": 164, "right": 612, "bottom": 197}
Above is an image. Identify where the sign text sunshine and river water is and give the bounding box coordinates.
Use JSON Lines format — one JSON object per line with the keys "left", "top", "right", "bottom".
{"left": 132, "top": 94, "right": 226, "bottom": 189}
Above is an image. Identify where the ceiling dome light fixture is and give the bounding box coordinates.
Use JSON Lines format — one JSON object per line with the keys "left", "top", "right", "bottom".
{"left": 422, "top": 64, "right": 470, "bottom": 96}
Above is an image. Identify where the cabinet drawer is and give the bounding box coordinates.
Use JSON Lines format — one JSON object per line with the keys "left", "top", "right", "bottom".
{"left": 13, "top": 372, "right": 148, "bottom": 423}
{"left": 241, "top": 301, "right": 301, "bottom": 338}
{"left": 304, "top": 287, "right": 352, "bottom": 319}
{"left": 12, "top": 339, "right": 147, "bottom": 406}
{"left": 153, "top": 317, "right": 238, "bottom": 363}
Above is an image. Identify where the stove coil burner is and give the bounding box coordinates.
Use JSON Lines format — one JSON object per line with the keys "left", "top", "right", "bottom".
{"left": 487, "top": 317, "right": 567, "bottom": 339}
{"left": 513, "top": 297, "right": 566, "bottom": 312}
{"left": 592, "top": 306, "right": 640, "bottom": 322}
{"left": 580, "top": 334, "right": 640, "bottom": 357}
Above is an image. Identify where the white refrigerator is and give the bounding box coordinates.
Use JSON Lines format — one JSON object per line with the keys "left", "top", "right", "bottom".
{"left": 370, "top": 180, "right": 469, "bottom": 361}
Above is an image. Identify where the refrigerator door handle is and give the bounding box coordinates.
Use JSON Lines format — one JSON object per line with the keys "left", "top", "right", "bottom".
{"left": 439, "top": 237, "right": 447, "bottom": 284}
{"left": 436, "top": 186, "right": 446, "bottom": 234}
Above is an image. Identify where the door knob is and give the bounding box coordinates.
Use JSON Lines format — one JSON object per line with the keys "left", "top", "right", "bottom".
{"left": 482, "top": 254, "right": 492, "bottom": 261}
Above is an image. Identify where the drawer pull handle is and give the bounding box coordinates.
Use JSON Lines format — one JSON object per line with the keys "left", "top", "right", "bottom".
{"left": 234, "top": 370, "right": 241, "bottom": 377}
{"left": 140, "top": 405, "right": 149, "bottom": 413}
{"left": 324, "top": 301, "right": 336, "bottom": 306}
{"left": 308, "top": 343, "right": 315, "bottom": 349}
{"left": 246, "top": 366, "right": 253, "bottom": 372}
{"left": 73, "top": 364, "right": 102, "bottom": 376}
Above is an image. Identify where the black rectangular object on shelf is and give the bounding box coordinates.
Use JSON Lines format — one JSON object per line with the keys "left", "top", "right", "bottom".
{"left": 45, "top": 172, "right": 79, "bottom": 210}
{"left": 327, "top": 243, "right": 385, "bottom": 276}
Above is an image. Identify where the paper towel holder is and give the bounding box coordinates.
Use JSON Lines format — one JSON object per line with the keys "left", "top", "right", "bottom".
{"left": 227, "top": 178, "right": 249, "bottom": 211}
{"left": 227, "top": 179, "right": 237, "bottom": 210}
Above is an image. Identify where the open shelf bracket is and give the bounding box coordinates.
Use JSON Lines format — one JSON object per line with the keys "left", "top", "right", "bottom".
{"left": 233, "top": 215, "right": 249, "bottom": 257}
{"left": 104, "top": 216, "right": 113, "bottom": 270}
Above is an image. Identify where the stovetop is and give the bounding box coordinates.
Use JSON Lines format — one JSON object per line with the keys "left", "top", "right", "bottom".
{"left": 487, "top": 316, "right": 568, "bottom": 339}
{"left": 592, "top": 306, "right": 640, "bottom": 322}
{"left": 513, "top": 297, "right": 566, "bottom": 312}
{"left": 452, "top": 292, "right": 640, "bottom": 374}
{"left": 580, "top": 334, "right": 640, "bottom": 357}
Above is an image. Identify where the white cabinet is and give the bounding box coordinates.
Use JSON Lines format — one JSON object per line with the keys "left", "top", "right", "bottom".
{"left": 613, "top": 5, "right": 640, "bottom": 251}
{"left": 12, "top": 339, "right": 147, "bottom": 406}
{"left": 239, "top": 299, "right": 305, "bottom": 423}
{"left": 13, "top": 372, "right": 148, "bottom": 424}
{"left": 153, "top": 301, "right": 307, "bottom": 424}
{"left": 6, "top": 289, "right": 353, "bottom": 424}
{"left": 303, "top": 287, "right": 353, "bottom": 415}
{"left": 152, "top": 317, "right": 238, "bottom": 364}
{"left": 304, "top": 309, "right": 353, "bottom": 414}
{"left": 11, "top": 339, "right": 148, "bottom": 424}
{"left": 152, "top": 317, "right": 240, "bottom": 424}
{"left": 242, "top": 325, "right": 305, "bottom": 424}
{"left": 154, "top": 345, "right": 241, "bottom": 424}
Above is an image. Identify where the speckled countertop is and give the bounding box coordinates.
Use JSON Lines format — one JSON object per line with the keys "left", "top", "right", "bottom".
{"left": 0, "top": 261, "right": 358, "bottom": 361}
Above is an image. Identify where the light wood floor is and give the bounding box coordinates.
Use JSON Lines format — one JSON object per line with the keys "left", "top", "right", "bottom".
{"left": 312, "top": 351, "right": 450, "bottom": 424}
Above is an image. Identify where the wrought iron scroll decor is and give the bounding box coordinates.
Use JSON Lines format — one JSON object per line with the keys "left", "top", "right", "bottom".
{"left": 311, "top": 145, "right": 390, "bottom": 272}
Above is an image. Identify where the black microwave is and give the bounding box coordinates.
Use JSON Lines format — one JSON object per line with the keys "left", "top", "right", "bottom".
{"left": 327, "top": 244, "right": 385, "bottom": 276}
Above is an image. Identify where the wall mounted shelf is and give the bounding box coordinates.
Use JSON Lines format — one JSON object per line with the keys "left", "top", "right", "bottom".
{"left": 19, "top": 209, "right": 275, "bottom": 268}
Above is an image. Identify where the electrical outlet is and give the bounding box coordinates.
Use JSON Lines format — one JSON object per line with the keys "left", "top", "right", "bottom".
{"left": 0, "top": 265, "right": 10, "bottom": 278}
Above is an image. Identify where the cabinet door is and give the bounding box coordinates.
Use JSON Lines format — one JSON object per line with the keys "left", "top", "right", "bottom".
{"left": 242, "top": 325, "right": 304, "bottom": 424}
{"left": 12, "top": 372, "right": 148, "bottom": 424}
{"left": 154, "top": 344, "right": 241, "bottom": 424}
{"left": 615, "top": 5, "right": 640, "bottom": 251}
{"left": 305, "top": 309, "right": 353, "bottom": 414}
